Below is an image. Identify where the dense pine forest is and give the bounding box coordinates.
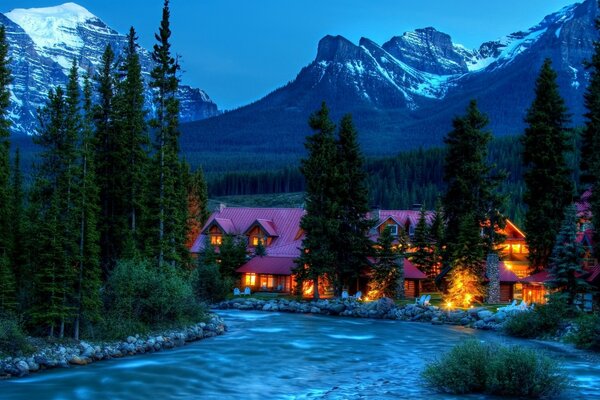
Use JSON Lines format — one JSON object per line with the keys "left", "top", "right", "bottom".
{"left": 207, "top": 133, "right": 581, "bottom": 226}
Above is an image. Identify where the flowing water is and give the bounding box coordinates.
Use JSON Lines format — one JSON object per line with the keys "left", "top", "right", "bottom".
{"left": 1, "top": 310, "right": 599, "bottom": 399}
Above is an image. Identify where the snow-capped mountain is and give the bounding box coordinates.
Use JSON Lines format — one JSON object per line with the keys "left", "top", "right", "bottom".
{"left": 182, "top": 0, "right": 596, "bottom": 160}
{"left": 2, "top": 2, "right": 219, "bottom": 136}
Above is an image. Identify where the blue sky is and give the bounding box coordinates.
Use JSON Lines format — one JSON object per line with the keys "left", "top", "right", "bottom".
{"left": 3, "top": 0, "right": 579, "bottom": 110}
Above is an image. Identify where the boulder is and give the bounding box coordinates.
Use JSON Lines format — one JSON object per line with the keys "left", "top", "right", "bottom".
{"left": 69, "top": 356, "right": 88, "bottom": 366}
{"left": 15, "top": 360, "right": 29, "bottom": 377}
{"left": 477, "top": 310, "right": 494, "bottom": 320}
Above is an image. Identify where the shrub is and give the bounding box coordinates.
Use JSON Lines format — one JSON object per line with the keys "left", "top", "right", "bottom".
{"left": 567, "top": 313, "right": 600, "bottom": 351}
{"left": 191, "top": 263, "right": 229, "bottom": 304}
{"left": 422, "top": 340, "right": 489, "bottom": 394}
{"left": 504, "top": 299, "right": 568, "bottom": 338}
{"left": 0, "top": 313, "right": 32, "bottom": 356}
{"left": 486, "top": 345, "right": 567, "bottom": 397}
{"left": 423, "top": 340, "right": 566, "bottom": 398}
{"left": 100, "top": 259, "right": 207, "bottom": 338}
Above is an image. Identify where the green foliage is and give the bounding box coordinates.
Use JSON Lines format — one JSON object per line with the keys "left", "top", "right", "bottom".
{"left": 547, "top": 205, "right": 591, "bottom": 307}
{"left": 0, "top": 255, "right": 16, "bottom": 311}
{"left": 422, "top": 340, "right": 566, "bottom": 398}
{"left": 503, "top": 298, "right": 568, "bottom": 338}
{"left": 147, "top": 0, "right": 189, "bottom": 268}
{"left": 522, "top": 59, "right": 574, "bottom": 271}
{"left": 442, "top": 100, "right": 505, "bottom": 274}
{"left": 191, "top": 263, "right": 229, "bottom": 304}
{"left": 296, "top": 103, "right": 339, "bottom": 298}
{"left": 0, "top": 312, "right": 32, "bottom": 357}
{"left": 370, "top": 226, "right": 403, "bottom": 299}
{"left": 218, "top": 235, "right": 248, "bottom": 279}
{"left": 567, "top": 313, "right": 600, "bottom": 350}
{"left": 102, "top": 259, "right": 204, "bottom": 338}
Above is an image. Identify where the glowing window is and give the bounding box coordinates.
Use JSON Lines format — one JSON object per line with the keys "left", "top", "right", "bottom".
{"left": 210, "top": 235, "right": 222, "bottom": 245}
{"left": 252, "top": 236, "right": 264, "bottom": 246}
{"left": 245, "top": 273, "right": 256, "bottom": 286}
{"left": 511, "top": 244, "right": 520, "bottom": 254}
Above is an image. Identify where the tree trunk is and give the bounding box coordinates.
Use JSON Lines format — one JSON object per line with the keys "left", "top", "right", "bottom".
{"left": 395, "top": 257, "right": 405, "bottom": 300}
{"left": 312, "top": 276, "right": 320, "bottom": 300}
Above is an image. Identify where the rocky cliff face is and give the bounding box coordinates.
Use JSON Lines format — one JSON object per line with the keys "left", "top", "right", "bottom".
{"left": 2, "top": 2, "right": 219, "bottom": 136}
{"left": 182, "top": 0, "right": 598, "bottom": 158}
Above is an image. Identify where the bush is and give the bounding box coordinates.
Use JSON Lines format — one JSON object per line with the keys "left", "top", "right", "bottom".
{"left": 0, "top": 313, "right": 32, "bottom": 356}
{"left": 504, "top": 299, "right": 568, "bottom": 338}
{"left": 567, "top": 313, "right": 600, "bottom": 351}
{"left": 191, "top": 263, "right": 229, "bottom": 304}
{"left": 100, "top": 259, "right": 207, "bottom": 338}
{"left": 423, "top": 340, "right": 566, "bottom": 398}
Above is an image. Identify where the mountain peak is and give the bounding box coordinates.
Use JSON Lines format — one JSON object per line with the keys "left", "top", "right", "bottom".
{"left": 316, "top": 35, "right": 362, "bottom": 62}
{"left": 6, "top": 2, "right": 96, "bottom": 24}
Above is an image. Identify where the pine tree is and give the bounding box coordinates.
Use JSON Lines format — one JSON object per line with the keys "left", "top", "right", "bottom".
{"left": 429, "top": 199, "right": 445, "bottom": 278}
{"left": 218, "top": 235, "right": 248, "bottom": 279}
{"left": 185, "top": 168, "right": 209, "bottom": 250}
{"left": 73, "top": 74, "right": 102, "bottom": 340}
{"left": 296, "top": 103, "right": 338, "bottom": 299}
{"left": 445, "top": 267, "right": 484, "bottom": 308}
{"left": 522, "top": 59, "right": 574, "bottom": 271}
{"left": 254, "top": 239, "right": 266, "bottom": 257}
{"left": 443, "top": 100, "right": 502, "bottom": 275}
{"left": 333, "top": 114, "right": 372, "bottom": 294}
{"left": 114, "top": 27, "right": 150, "bottom": 255}
{"left": 546, "top": 205, "right": 590, "bottom": 307}
{"left": 452, "top": 212, "right": 485, "bottom": 273}
{"left": 10, "top": 149, "right": 27, "bottom": 307}
{"left": 370, "top": 226, "right": 403, "bottom": 299}
{"left": 149, "top": 0, "right": 187, "bottom": 267}
{"left": 0, "top": 25, "right": 15, "bottom": 312}
{"left": 581, "top": 15, "right": 600, "bottom": 258}
{"left": 410, "top": 207, "right": 433, "bottom": 278}
{"left": 94, "top": 44, "right": 121, "bottom": 274}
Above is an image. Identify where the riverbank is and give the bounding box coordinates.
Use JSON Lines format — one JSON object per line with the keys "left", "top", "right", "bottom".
{"left": 0, "top": 315, "right": 226, "bottom": 379}
{"left": 216, "top": 297, "right": 510, "bottom": 330}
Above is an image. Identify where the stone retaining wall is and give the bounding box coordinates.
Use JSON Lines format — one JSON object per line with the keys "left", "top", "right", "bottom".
{"left": 0, "top": 315, "right": 226, "bottom": 379}
{"left": 217, "top": 298, "right": 513, "bottom": 331}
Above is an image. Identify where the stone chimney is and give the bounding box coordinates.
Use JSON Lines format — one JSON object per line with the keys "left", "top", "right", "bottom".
{"left": 486, "top": 253, "right": 500, "bottom": 303}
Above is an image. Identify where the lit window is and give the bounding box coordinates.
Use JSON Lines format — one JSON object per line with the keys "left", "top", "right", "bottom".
{"left": 245, "top": 273, "right": 256, "bottom": 286}
{"left": 252, "top": 236, "right": 264, "bottom": 246}
{"left": 388, "top": 224, "right": 398, "bottom": 236}
{"left": 210, "top": 235, "right": 222, "bottom": 245}
{"left": 511, "top": 244, "right": 520, "bottom": 254}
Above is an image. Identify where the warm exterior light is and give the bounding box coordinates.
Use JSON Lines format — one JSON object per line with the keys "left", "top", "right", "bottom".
{"left": 445, "top": 267, "right": 484, "bottom": 308}
{"left": 446, "top": 301, "right": 453, "bottom": 309}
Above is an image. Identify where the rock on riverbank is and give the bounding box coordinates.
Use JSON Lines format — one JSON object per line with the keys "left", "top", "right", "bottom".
{"left": 0, "top": 315, "right": 225, "bottom": 379}
{"left": 217, "top": 298, "right": 512, "bottom": 330}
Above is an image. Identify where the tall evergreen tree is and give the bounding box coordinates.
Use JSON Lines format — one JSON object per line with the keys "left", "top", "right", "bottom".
{"left": 10, "top": 149, "right": 27, "bottom": 307}
{"left": 149, "top": 0, "right": 188, "bottom": 267}
{"left": 370, "top": 226, "right": 404, "bottom": 299}
{"left": 296, "top": 103, "right": 339, "bottom": 299}
{"left": 333, "top": 114, "right": 373, "bottom": 294}
{"left": 443, "top": 100, "right": 502, "bottom": 274}
{"left": 522, "top": 59, "right": 574, "bottom": 271}
{"left": 410, "top": 207, "right": 433, "bottom": 278}
{"left": 581, "top": 14, "right": 600, "bottom": 258}
{"left": 0, "top": 25, "right": 14, "bottom": 312}
{"left": 185, "top": 168, "right": 209, "bottom": 250}
{"left": 94, "top": 44, "right": 121, "bottom": 274}
{"left": 73, "top": 74, "right": 102, "bottom": 340}
{"left": 218, "top": 235, "right": 248, "bottom": 280}
{"left": 429, "top": 199, "right": 445, "bottom": 278}
{"left": 114, "top": 27, "right": 150, "bottom": 255}
{"left": 31, "top": 86, "right": 77, "bottom": 336}
{"left": 546, "top": 205, "right": 590, "bottom": 307}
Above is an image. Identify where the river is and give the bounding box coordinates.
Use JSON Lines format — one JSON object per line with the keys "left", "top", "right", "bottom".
{"left": 1, "top": 310, "right": 599, "bottom": 399}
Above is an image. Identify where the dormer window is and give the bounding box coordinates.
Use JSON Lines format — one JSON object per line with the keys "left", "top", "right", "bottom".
{"left": 210, "top": 235, "right": 222, "bottom": 245}
{"left": 252, "top": 236, "right": 264, "bottom": 246}
{"left": 389, "top": 224, "right": 398, "bottom": 236}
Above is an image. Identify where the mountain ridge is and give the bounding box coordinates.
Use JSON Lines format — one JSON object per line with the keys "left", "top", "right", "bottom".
{"left": 2, "top": 2, "right": 219, "bottom": 136}
{"left": 179, "top": 0, "right": 595, "bottom": 169}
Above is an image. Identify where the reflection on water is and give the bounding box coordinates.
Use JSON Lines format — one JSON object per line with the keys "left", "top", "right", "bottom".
{"left": 1, "top": 310, "right": 598, "bottom": 399}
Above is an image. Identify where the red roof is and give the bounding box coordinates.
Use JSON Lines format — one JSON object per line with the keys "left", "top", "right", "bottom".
{"left": 237, "top": 256, "right": 296, "bottom": 275}
{"left": 191, "top": 207, "right": 305, "bottom": 253}
{"left": 522, "top": 270, "right": 550, "bottom": 284}
{"left": 587, "top": 265, "right": 600, "bottom": 283}
{"left": 366, "top": 257, "right": 427, "bottom": 280}
{"left": 499, "top": 262, "right": 520, "bottom": 283}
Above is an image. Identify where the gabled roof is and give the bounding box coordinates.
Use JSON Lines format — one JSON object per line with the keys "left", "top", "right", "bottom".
{"left": 521, "top": 270, "right": 550, "bottom": 284}
{"left": 368, "top": 210, "right": 434, "bottom": 228}
{"left": 237, "top": 256, "right": 296, "bottom": 275}
{"left": 244, "top": 219, "right": 279, "bottom": 237}
{"left": 576, "top": 189, "right": 592, "bottom": 219}
{"left": 191, "top": 207, "right": 305, "bottom": 253}
{"left": 366, "top": 257, "right": 427, "bottom": 280}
